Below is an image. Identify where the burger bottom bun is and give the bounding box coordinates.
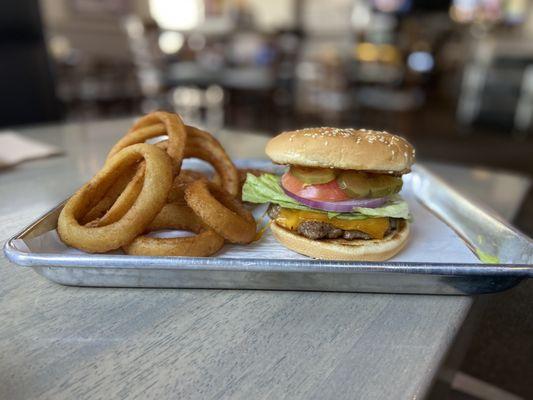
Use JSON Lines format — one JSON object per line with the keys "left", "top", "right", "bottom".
{"left": 270, "top": 220, "right": 410, "bottom": 261}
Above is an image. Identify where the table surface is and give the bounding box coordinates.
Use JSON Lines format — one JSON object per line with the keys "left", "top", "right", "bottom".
{"left": 0, "top": 118, "right": 530, "bottom": 400}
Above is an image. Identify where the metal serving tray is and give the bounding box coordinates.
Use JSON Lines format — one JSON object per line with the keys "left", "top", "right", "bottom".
{"left": 4, "top": 161, "right": 533, "bottom": 295}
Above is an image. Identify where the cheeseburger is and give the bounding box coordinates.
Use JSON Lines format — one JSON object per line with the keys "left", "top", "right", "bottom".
{"left": 242, "top": 127, "right": 415, "bottom": 261}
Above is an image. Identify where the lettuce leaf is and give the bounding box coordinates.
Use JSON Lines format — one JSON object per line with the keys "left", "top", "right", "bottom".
{"left": 242, "top": 173, "right": 410, "bottom": 220}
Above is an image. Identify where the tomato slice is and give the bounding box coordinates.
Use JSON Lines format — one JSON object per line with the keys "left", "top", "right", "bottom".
{"left": 281, "top": 172, "right": 349, "bottom": 202}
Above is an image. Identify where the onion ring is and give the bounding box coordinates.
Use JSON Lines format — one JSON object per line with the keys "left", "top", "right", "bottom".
{"left": 186, "top": 126, "right": 239, "bottom": 196}
{"left": 85, "top": 164, "right": 146, "bottom": 227}
{"left": 80, "top": 166, "right": 139, "bottom": 224}
{"left": 184, "top": 180, "right": 256, "bottom": 244}
{"left": 179, "top": 169, "right": 209, "bottom": 181}
{"left": 83, "top": 112, "right": 188, "bottom": 227}
{"left": 156, "top": 125, "right": 239, "bottom": 196}
{"left": 107, "top": 111, "right": 187, "bottom": 172}
{"left": 95, "top": 168, "right": 208, "bottom": 229}
{"left": 167, "top": 170, "right": 209, "bottom": 204}
{"left": 58, "top": 143, "right": 173, "bottom": 253}
{"left": 123, "top": 203, "right": 224, "bottom": 257}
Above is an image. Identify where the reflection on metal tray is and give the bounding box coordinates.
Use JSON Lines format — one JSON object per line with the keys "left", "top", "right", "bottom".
{"left": 4, "top": 160, "right": 533, "bottom": 295}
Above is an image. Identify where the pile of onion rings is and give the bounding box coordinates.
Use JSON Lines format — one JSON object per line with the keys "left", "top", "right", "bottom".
{"left": 57, "top": 111, "right": 257, "bottom": 256}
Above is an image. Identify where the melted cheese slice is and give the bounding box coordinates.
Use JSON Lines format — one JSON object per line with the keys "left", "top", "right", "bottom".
{"left": 274, "top": 208, "right": 390, "bottom": 239}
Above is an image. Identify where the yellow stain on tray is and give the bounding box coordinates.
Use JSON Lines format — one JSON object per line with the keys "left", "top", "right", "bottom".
{"left": 475, "top": 249, "right": 500, "bottom": 264}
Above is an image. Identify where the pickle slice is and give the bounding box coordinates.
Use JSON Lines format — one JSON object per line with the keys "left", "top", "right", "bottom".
{"left": 368, "top": 175, "right": 403, "bottom": 197}
{"left": 336, "top": 172, "right": 371, "bottom": 198}
{"left": 290, "top": 166, "right": 336, "bottom": 185}
{"left": 336, "top": 172, "right": 402, "bottom": 198}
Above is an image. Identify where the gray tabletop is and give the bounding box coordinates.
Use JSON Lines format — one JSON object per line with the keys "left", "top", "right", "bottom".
{"left": 0, "top": 119, "right": 530, "bottom": 400}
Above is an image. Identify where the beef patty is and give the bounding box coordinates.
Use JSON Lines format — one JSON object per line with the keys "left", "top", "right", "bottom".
{"left": 267, "top": 204, "right": 399, "bottom": 240}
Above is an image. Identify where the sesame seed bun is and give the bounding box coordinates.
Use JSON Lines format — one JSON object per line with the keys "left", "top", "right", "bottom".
{"left": 270, "top": 220, "right": 410, "bottom": 261}
{"left": 266, "top": 127, "right": 415, "bottom": 173}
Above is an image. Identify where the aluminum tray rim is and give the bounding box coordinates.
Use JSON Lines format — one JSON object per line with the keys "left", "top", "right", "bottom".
{"left": 4, "top": 246, "right": 533, "bottom": 277}
{"left": 4, "top": 221, "right": 532, "bottom": 278}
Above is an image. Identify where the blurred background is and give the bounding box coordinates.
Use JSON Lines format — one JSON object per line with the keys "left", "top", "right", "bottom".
{"left": 2, "top": 0, "right": 532, "bottom": 174}
{"left": 1, "top": 1, "right": 532, "bottom": 398}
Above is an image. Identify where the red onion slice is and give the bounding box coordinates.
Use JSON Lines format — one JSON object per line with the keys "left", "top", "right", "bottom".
{"left": 283, "top": 187, "right": 387, "bottom": 212}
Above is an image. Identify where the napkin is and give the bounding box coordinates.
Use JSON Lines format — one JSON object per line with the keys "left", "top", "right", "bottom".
{"left": 0, "top": 131, "right": 62, "bottom": 169}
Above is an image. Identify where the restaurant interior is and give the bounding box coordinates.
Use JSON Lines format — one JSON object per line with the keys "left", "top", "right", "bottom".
{"left": 1, "top": 1, "right": 532, "bottom": 399}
